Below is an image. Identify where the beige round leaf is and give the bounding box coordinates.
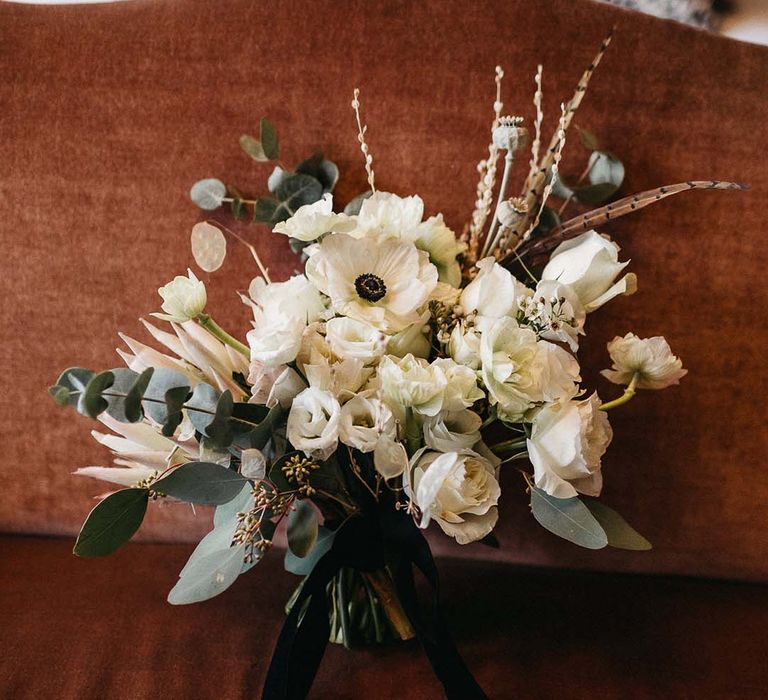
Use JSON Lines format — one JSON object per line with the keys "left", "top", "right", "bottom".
{"left": 191, "top": 222, "right": 226, "bottom": 272}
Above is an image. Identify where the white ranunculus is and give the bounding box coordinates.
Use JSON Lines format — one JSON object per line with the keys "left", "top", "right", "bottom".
{"left": 272, "top": 193, "right": 355, "bottom": 242}
{"left": 325, "top": 316, "right": 388, "bottom": 364}
{"left": 354, "top": 191, "right": 425, "bottom": 239}
{"left": 460, "top": 257, "right": 530, "bottom": 330}
{"left": 306, "top": 233, "right": 438, "bottom": 332}
{"left": 154, "top": 269, "right": 207, "bottom": 322}
{"left": 413, "top": 214, "right": 465, "bottom": 286}
{"left": 480, "top": 317, "right": 579, "bottom": 422}
{"left": 601, "top": 333, "right": 687, "bottom": 390}
{"left": 377, "top": 354, "right": 447, "bottom": 417}
{"left": 410, "top": 449, "right": 500, "bottom": 544}
{"left": 431, "top": 358, "right": 484, "bottom": 411}
{"left": 448, "top": 321, "right": 482, "bottom": 370}
{"left": 246, "top": 275, "right": 327, "bottom": 367}
{"left": 519, "top": 279, "right": 585, "bottom": 351}
{"left": 338, "top": 394, "right": 396, "bottom": 453}
{"left": 248, "top": 362, "right": 305, "bottom": 408}
{"left": 527, "top": 393, "right": 613, "bottom": 499}
{"left": 286, "top": 387, "right": 341, "bottom": 461}
{"left": 423, "top": 410, "right": 482, "bottom": 452}
{"left": 541, "top": 230, "right": 637, "bottom": 312}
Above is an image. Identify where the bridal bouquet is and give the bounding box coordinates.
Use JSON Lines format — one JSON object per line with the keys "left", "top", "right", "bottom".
{"left": 50, "top": 33, "right": 743, "bottom": 699}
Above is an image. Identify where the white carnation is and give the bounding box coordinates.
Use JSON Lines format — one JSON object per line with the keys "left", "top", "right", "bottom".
{"left": 431, "top": 357, "right": 484, "bottom": 411}
{"left": 377, "top": 354, "right": 447, "bottom": 417}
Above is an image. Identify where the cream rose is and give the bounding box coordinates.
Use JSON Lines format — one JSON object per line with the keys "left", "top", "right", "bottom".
{"left": 601, "top": 333, "right": 687, "bottom": 390}
{"left": 286, "top": 387, "right": 341, "bottom": 461}
{"left": 409, "top": 449, "right": 500, "bottom": 544}
{"left": 541, "top": 230, "right": 637, "bottom": 312}
{"left": 526, "top": 393, "right": 613, "bottom": 499}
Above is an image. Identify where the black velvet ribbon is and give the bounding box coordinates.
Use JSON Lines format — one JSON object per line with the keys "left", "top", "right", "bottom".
{"left": 261, "top": 508, "right": 488, "bottom": 700}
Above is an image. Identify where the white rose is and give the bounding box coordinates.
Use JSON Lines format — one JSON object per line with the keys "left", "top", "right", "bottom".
{"left": 519, "top": 279, "right": 585, "bottom": 351}
{"left": 246, "top": 275, "right": 326, "bottom": 367}
{"left": 480, "top": 317, "right": 579, "bottom": 422}
{"left": 409, "top": 449, "right": 500, "bottom": 544}
{"left": 272, "top": 193, "right": 355, "bottom": 242}
{"left": 154, "top": 269, "right": 207, "bottom": 322}
{"left": 423, "top": 409, "right": 482, "bottom": 452}
{"left": 448, "top": 322, "right": 482, "bottom": 370}
{"left": 527, "top": 393, "right": 613, "bottom": 499}
{"left": 431, "top": 358, "right": 484, "bottom": 410}
{"left": 460, "top": 257, "right": 530, "bottom": 330}
{"left": 541, "top": 230, "right": 637, "bottom": 312}
{"left": 601, "top": 333, "right": 687, "bottom": 390}
{"left": 286, "top": 387, "right": 341, "bottom": 461}
{"left": 338, "top": 394, "right": 396, "bottom": 453}
{"left": 377, "top": 354, "right": 447, "bottom": 417}
{"left": 325, "top": 317, "right": 388, "bottom": 364}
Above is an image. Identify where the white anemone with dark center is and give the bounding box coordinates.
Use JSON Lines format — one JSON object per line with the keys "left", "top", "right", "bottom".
{"left": 306, "top": 233, "right": 438, "bottom": 332}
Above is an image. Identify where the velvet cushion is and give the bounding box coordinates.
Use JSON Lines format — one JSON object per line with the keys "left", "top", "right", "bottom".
{"left": 1, "top": 0, "right": 766, "bottom": 581}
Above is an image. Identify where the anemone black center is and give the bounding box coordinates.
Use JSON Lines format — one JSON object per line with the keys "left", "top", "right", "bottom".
{"left": 354, "top": 273, "right": 386, "bottom": 302}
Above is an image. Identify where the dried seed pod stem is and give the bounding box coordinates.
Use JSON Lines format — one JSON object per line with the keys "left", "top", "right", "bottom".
{"left": 351, "top": 88, "right": 376, "bottom": 194}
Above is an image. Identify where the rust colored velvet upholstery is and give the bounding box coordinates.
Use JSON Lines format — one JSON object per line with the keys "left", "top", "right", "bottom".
{"left": 1, "top": 0, "right": 767, "bottom": 583}
{"left": 2, "top": 535, "right": 768, "bottom": 699}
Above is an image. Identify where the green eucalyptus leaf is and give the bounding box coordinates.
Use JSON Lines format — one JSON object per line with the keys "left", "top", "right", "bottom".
{"left": 206, "top": 390, "right": 235, "bottom": 448}
{"left": 583, "top": 500, "right": 652, "bottom": 550}
{"left": 235, "top": 405, "right": 284, "bottom": 451}
{"left": 296, "top": 152, "right": 339, "bottom": 193}
{"left": 344, "top": 191, "right": 372, "bottom": 216}
{"left": 124, "top": 367, "right": 153, "bottom": 423}
{"left": 153, "top": 461, "right": 247, "bottom": 505}
{"left": 190, "top": 178, "right": 227, "bottom": 210}
{"left": 284, "top": 526, "right": 336, "bottom": 575}
{"left": 214, "top": 483, "right": 254, "bottom": 528}
{"left": 274, "top": 174, "right": 323, "bottom": 218}
{"left": 73, "top": 488, "right": 149, "bottom": 557}
{"left": 260, "top": 117, "right": 279, "bottom": 160}
{"left": 102, "top": 368, "right": 140, "bottom": 422}
{"left": 240, "top": 134, "right": 268, "bottom": 162}
{"left": 186, "top": 383, "right": 221, "bottom": 434}
{"left": 142, "top": 368, "right": 191, "bottom": 428}
{"left": 50, "top": 367, "right": 94, "bottom": 408}
{"left": 254, "top": 197, "right": 279, "bottom": 224}
{"left": 287, "top": 500, "right": 319, "bottom": 557}
{"left": 588, "top": 151, "right": 625, "bottom": 189}
{"left": 267, "top": 166, "right": 286, "bottom": 194}
{"left": 161, "top": 386, "right": 191, "bottom": 437}
{"left": 168, "top": 541, "right": 247, "bottom": 605}
{"left": 267, "top": 449, "right": 303, "bottom": 492}
{"left": 80, "top": 370, "right": 115, "bottom": 419}
{"left": 530, "top": 487, "right": 607, "bottom": 550}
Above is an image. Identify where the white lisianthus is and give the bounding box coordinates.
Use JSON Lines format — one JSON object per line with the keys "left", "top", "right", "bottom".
{"left": 325, "top": 317, "right": 388, "bottom": 364}
{"left": 423, "top": 410, "right": 482, "bottom": 452}
{"left": 273, "top": 193, "right": 355, "bottom": 242}
{"left": 306, "top": 233, "right": 438, "bottom": 332}
{"left": 480, "top": 317, "right": 579, "bottom": 422}
{"left": 448, "top": 321, "right": 482, "bottom": 370}
{"left": 286, "top": 387, "right": 341, "bottom": 461}
{"left": 246, "top": 275, "right": 327, "bottom": 367}
{"left": 377, "top": 354, "right": 447, "bottom": 417}
{"left": 338, "top": 394, "right": 396, "bottom": 453}
{"left": 519, "top": 279, "right": 585, "bottom": 351}
{"left": 526, "top": 393, "right": 613, "bottom": 499}
{"left": 460, "top": 257, "right": 529, "bottom": 330}
{"left": 386, "top": 310, "right": 432, "bottom": 360}
{"left": 409, "top": 449, "right": 500, "bottom": 544}
{"left": 432, "top": 358, "right": 484, "bottom": 410}
{"left": 541, "top": 231, "right": 637, "bottom": 312}
{"left": 154, "top": 269, "right": 207, "bottom": 322}
{"left": 601, "top": 333, "right": 687, "bottom": 389}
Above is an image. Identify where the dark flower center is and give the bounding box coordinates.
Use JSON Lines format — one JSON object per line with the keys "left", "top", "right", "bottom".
{"left": 354, "top": 273, "right": 387, "bottom": 302}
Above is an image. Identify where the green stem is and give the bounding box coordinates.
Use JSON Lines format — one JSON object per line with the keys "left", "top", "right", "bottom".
{"left": 492, "top": 437, "right": 528, "bottom": 453}
{"left": 197, "top": 314, "right": 250, "bottom": 358}
{"left": 600, "top": 374, "right": 639, "bottom": 411}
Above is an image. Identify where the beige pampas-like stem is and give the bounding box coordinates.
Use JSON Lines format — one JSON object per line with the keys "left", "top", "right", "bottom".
{"left": 351, "top": 88, "right": 376, "bottom": 194}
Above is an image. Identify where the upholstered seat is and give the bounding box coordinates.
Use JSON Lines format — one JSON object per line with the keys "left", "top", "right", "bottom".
{"left": 2, "top": 0, "right": 767, "bottom": 696}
